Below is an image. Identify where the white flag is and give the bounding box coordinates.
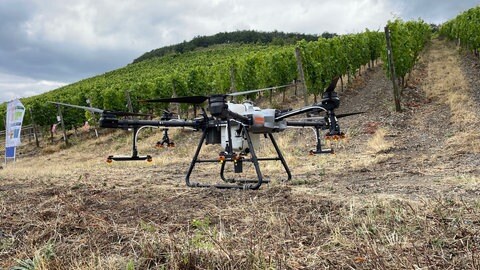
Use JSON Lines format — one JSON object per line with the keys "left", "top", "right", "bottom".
{"left": 5, "top": 99, "right": 26, "bottom": 148}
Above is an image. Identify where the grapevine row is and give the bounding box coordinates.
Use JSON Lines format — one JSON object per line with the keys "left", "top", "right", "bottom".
{"left": 381, "top": 19, "right": 431, "bottom": 87}
{"left": 298, "top": 30, "right": 384, "bottom": 99}
{"left": 439, "top": 6, "right": 480, "bottom": 57}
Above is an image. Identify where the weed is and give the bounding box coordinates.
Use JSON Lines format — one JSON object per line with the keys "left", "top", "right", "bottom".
{"left": 190, "top": 218, "right": 215, "bottom": 250}
{"left": 11, "top": 242, "right": 55, "bottom": 270}
{"left": 125, "top": 259, "right": 135, "bottom": 270}
{"left": 139, "top": 220, "right": 157, "bottom": 233}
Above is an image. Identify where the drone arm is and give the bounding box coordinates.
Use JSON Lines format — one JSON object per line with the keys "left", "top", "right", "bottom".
{"left": 100, "top": 118, "right": 200, "bottom": 129}
{"left": 275, "top": 106, "right": 327, "bottom": 121}
{"left": 286, "top": 120, "right": 327, "bottom": 128}
{"left": 227, "top": 110, "right": 250, "bottom": 124}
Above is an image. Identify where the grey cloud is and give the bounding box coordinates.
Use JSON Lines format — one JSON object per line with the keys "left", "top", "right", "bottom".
{"left": 0, "top": 0, "right": 478, "bottom": 103}
{"left": 392, "top": 0, "right": 479, "bottom": 23}
{"left": 0, "top": 72, "right": 66, "bottom": 103}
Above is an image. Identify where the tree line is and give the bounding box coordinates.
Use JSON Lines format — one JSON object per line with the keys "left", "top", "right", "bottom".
{"left": 133, "top": 30, "right": 336, "bottom": 63}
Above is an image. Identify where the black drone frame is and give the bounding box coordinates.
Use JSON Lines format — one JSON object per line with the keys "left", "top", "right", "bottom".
{"left": 50, "top": 77, "right": 361, "bottom": 190}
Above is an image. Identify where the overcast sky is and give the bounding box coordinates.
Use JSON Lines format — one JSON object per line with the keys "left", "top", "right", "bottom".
{"left": 0, "top": 0, "right": 478, "bottom": 104}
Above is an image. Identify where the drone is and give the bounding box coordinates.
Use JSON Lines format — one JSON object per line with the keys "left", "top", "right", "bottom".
{"left": 50, "top": 77, "right": 362, "bottom": 189}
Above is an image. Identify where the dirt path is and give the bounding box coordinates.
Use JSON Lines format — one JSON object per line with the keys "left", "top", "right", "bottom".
{"left": 311, "top": 38, "right": 480, "bottom": 200}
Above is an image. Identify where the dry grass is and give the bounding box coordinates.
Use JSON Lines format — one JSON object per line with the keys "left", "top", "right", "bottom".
{"left": 2, "top": 184, "right": 479, "bottom": 269}
{"left": 366, "top": 128, "right": 392, "bottom": 154}
{"left": 423, "top": 39, "right": 480, "bottom": 153}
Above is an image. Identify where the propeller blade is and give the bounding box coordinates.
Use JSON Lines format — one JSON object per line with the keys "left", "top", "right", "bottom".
{"left": 301, "top": 116, "right": 324, "bottom": 120}
{"left": 49, "top": 101, "right": 152, "bottom": 117}
{"left": 228, "top": 88, "right": 270, "bottom": 97}
{"left": 104, "top": 110, "right": 153, "bottom": 117}
{"left": 49, "top": 101, "right": 104, "bottom": 114}
{"left": 301, "top": 111, "right": 364, "bottom": 120}
{"left": 275, "top": 105, "right": 327, "bottom": 121}
{"left": 336, "top": 112, "right": 365, "bottom": 118}
{"left": 141, "top": 96, "right": 209, "bottom": 104}
{"left": 325, "top": 76, "right": 340, "bottom": 93}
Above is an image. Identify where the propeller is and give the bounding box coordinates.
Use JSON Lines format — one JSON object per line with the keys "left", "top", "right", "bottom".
{"left": 49, "top": 101, "right": 152, "bottom": 117}
{"left": 304, "top": 111, "right": 365, "bottom": 120}
{"left": 336, "top": 112, "right": 364, "bottom": 118}
{"left": 325, "top": 76, "right": 340, "bottom": 93}
{"left": 143, "top": 95, "right": 208, "bottom": 104}
{"left": 141, "top": 87, "right": 275, "bottom": 104}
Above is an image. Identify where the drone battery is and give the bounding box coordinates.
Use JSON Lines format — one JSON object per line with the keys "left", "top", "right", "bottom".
{"left": 206, "top": 127, "right": 221, "bottom": 144}
{"left": 234, "top": 159, "right": 243, "bottom": 173}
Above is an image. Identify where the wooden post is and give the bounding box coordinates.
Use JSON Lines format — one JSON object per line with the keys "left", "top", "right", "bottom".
{"left": 86, "top": 99, "right": 99, "bottom": 138}
{"left": 340, "top": 75, "right": 344, "bottom": 92}
{"left": 295, "top": 47, "right": 308, "bottom": 106}
{"left": 294, "top": 80, "right": 298, "bottom": 96}
{"left": 229, "top": 65, "right": 236, "bottom": 102}
{"left": 385, "top": 26, "right": 402, "bottom": 112}
{"left": 229, "top": 65, "right": 236, "bottom": 94}
{"left": 172, "top": 81, "right": 179, "bottom": 117}
{"left": 347, "top": 69, "right": 352, "bottom": 85}
{"left": 269, "top": 89, "right": 273, "bottom": 106}
{"left": 50, "top": 125, "right": 54, "bottom": 143}
{"left": 56, "top": 104, "right": 69, "bottom": 146}
{"left": 125, "top": 90, "right": 134, "bottom": 112}
{"left": 27, "top": 126, "right": 32, "bottom": 142}
{"left": 29, "top": 108, "right": 40, "bottom": 147}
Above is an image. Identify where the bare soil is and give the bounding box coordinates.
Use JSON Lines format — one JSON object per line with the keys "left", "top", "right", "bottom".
{"left": 0, "top": 39, "right": 479, "bottom": 269}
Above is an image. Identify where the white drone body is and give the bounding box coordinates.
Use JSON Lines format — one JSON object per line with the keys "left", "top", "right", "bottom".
{"left": 219, "top": 102, "right": 287, "bottom": 152}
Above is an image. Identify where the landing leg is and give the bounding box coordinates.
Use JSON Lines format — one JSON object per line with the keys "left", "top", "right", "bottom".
{"left": 107, "top": 127, "right": 152, "bottom": 162}
{"left": 219, "top": 132, "right": 291, "bottom": 184}
{"left": 267, "top": 133, "right": 292, "bottom": 181}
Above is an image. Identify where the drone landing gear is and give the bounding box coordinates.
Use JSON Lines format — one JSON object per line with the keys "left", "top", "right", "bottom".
{"left": 309, "top": 127, "right": 335, "bottom": 155}
{"left": 107, "top": 127, "right": 153, "bottom": 163}
{"left": 185, "top": 128, "right": 292, "bottom": 190}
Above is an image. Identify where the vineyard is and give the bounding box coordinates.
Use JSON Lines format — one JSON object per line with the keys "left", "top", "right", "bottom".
{"left": 0, "top": 20, "right": 434, "bottom": 134}
{"left": 440, "top": 6, "right": 480, "bottom": 56}
{"left": 1, "top": 6, "right": 480, "bottom": 269}
{"left": 0, "top": 30, "right": 386, "bottom": 133}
